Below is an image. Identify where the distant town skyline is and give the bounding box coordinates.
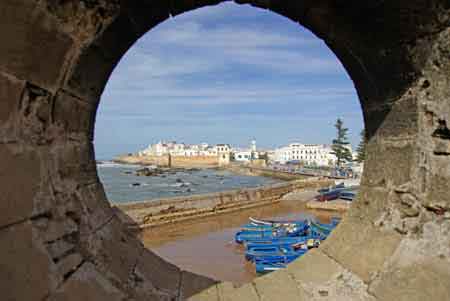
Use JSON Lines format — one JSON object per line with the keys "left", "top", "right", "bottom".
{"left": 95, "top": 2, "right": 364, "bottom": 159}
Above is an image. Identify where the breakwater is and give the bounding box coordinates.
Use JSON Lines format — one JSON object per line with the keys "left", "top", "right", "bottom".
{"left": 115, "top": 178, "right": 333, "bottom": 229}
{"left": 224, "top": 164, "right": 309, "bottom": 181}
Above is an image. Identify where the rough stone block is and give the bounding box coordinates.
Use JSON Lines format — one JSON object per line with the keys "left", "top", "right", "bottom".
{"left": 134, "top": 245, "right": 181, "bottom": 296}
{"left": 188, "top": 284, "right": 219, "bottom": 301}
{"left": 0, "top": 144, "right": 41, "bottom": 227}
{"left": 63, "top": 37, "right": 109, "bottom": 98}
{"left": 53, "top": 91, "right": 95, "bottom": 139}
{"left": 288, "top": 250, "right": 376, "bottom": 300}
{"left": 366, "top": 96, "right": 418, "bottom": 139}
{"left": 0, "top": 72, "right": 24, "bottom": 125}
{"left": 347, "top": 185, "right": 390, "bottom": 222}
{"left": 48, "top": 262, "right": 126, "bottom": 301}
{"left": 0, "top": 0, "right": 74, "bottom": 91}
{"left": 46, "top": 239, "right": 75, "bottom": 260}
{"left": 179, "top": 270, "right": 218, "bottom": 300}
{"left": 217, "top": 282, "right": 259, "bottom": 301}
{"left": 54, "top": 140, "right": 97, "bottom": 184}
{"left": 253, "top": 269, "right": 307, "bottom": 300}
{"left": 123, "top": 0, "right": 170, "bottom": 34}
{"left": 321, "top": 217, "right": 401, "bottom": 283}
{"left": 75, "top": 182, "right": 114, "bottom": 235}
{"left": 369, "top": 260, "right": 450, "bottom": 301}
{"left": 33, "top": 218, "right": 78, "bottom": 243}
{"left": 56, "top": 253, "right": 83, "bottom": 279}
{"left": 425, "top": 174, "right": 450, "bottom": 210}
{"left": 170, "top": 0, "right": 223, "bottom": 17}
{"left": 81, "top": 216, "right": 141, "bottom": 284}
{"left": 0, "top": 222, "right": 56, "bottom": 301}
{"left": 64, "top": 13, "right": 141, "bottom": 101}
{"left": 363, "top": 140, "right": 416, "bottom": 187}
{"left": 287, "top": 249, "right": 342, "bottom": 285}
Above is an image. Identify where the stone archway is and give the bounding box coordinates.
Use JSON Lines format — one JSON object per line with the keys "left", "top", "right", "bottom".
{"left": 1, "top": 1, "right": 449, "bottom": 300}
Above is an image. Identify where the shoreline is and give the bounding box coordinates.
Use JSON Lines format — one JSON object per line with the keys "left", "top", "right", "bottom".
{"left": 108, "top": 155, "right": 314, "bottom": 182}
{"left": 140, "top": 189, "right": 343, "bottom": 284}
{"left": 115, "top": 178, "right": 334, "bottom": 230}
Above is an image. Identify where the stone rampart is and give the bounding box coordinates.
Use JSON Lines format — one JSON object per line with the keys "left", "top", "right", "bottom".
{"left": 224, "top": 164, "right": 310, "bottom": 180}
{"left": 115, "top": 154, "right": 219, "bottom": 168}
{"left": 115, "top": 178, "right": 332, "bottom": 229}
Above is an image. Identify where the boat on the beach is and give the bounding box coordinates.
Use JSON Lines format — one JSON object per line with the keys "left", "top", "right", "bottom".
{"left": 310, "top": 220, "right": 338, "bottom": 237}
{"left": 249, "top": 217, "right": 308, "bottom": 228}
{"left": 315, "top": 188, "right": 343, "bottom": 202}
{"left": 245, "top": 245, "right": 308, "bottom": 263}
{"left": 339, "top": 190, "right": 356, "bottom": 201}
{"left": 255, "top": 261, "right": 286, "bottom": 274}
{"left": 235, "top": 216, "right": 340, "bottom": 274}
{"left": 317, "top": 182, "right": 345, "bottom": 194}
{"left": 244, "top": 237, "right": 310, "bottom": 249}
{"left": 235, "top": 222, "right": 309, "bottom": 244}
{"left": 246, "top": 237, "right": 321, "bottom": 252}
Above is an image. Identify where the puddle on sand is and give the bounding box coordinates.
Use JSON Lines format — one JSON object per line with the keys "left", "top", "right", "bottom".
{"left": 140, "top": 190, "right": 342, "bottom": 284}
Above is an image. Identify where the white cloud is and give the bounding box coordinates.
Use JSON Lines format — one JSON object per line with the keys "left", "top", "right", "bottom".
{"left": 147, "top": 20, "right": 318, "bottom": 49}
{"left": 103, "top": 3, "right": 354, "bottom": 108}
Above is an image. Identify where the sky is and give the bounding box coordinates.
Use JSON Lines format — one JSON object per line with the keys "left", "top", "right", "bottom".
{"left": 95, "top": 2, "right": 364, "bottom": 160}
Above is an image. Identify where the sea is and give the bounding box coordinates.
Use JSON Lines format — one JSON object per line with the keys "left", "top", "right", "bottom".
{"left": 97, "top": 162, "right": 282, "bottom": 204}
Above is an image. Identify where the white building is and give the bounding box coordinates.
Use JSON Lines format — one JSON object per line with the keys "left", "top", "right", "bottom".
{"left": 231, "top": 140, "right": 261, "bottom": 163}
{"left": 273, "top": 143, "right": 337, "bottom": 166}
{"left": 233, "top": 150, "right": 254, "bottom": 162}
{"left": 139, "top": 141, "right": 223, "bottom": 157}
{"left": 215, "top": 144, "right": 231, "bottom": 153}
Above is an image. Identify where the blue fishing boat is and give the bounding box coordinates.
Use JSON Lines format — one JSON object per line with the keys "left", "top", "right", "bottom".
{"left": 249, "top": 217, "right": 307, "bottom": 228}
{"left": 255, "top": 261, "right": 286, "bottom": 274}
{"left": 235, "top": 230, "right": 274, "bottom": 243}
{"left": 240, "top": 224, "right": 275, "bottom": 231}
{"left": 317, "top": 182, "right": 345, "bottom": 194}
{"left": 339, "top": 190, "right": 356, "bottom": 201}
{"left": 247, "top": 239, "right": 320, "bottom": 256}
{"left": 245, "top": 237, "right": 309, "bottom": 250}
{"left": 315, "top": 189, "right": 343, "bottom": 202}
{"left": 310, "top": 220, "right": 338, "bottom": 237}
{"left": 245, "top": 245, "right": 283, "bottom": 261}
{"left": 235, "top": 222, "right": 309, "bottom": 244}
{"left": 233, "top": 217, "right": 341, "bottom": 275}
{"left": 246, "top": 246, "right": 308, "bottom": 263}
{"left": 331, "top": 216, "right": 341, "bottom": 225}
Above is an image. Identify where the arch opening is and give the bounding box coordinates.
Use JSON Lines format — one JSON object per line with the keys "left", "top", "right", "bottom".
{"left": 0, "top": 1, "right": 449, "bottom": 300}
{"left": 94, "top": 2, "right": 364, "bottom": 285}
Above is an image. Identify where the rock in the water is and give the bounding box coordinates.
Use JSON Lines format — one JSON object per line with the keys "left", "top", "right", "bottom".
{"left": 135, "top": 167, "right": 160, "bottom": 176}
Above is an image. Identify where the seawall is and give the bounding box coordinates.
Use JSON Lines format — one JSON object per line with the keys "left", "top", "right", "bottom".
{"left": 114, "top": 154, "right": 219, "bottom": 168}
{"left": 115, "top": 178, "right": 333, "bottom": 229}
{"left": 224, "top": 164, "right": 309, "bottom": 181}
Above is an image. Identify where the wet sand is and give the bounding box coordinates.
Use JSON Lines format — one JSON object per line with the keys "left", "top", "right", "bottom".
{"left": 140, "top": 190, "right": 342, "bottom": 284}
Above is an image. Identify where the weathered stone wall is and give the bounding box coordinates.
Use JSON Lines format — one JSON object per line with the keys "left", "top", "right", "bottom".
{"left": 116, "top": 179, "right": 331, "bottom": 229}
{"left": 115, "top": 154, "right": 220, "bottom": 168}
{"left": 225, "top": 163, "right": 310, "bottom": 180}
{"left": 0, "top": 1, "right": 449, "bottom": 300}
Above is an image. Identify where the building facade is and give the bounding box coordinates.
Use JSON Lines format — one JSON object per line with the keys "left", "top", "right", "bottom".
{"left": 273, "top": 143, "right": 337, "bottom": 166}
{"left": 138, "top": 141, "right": 232, "bottom": 158}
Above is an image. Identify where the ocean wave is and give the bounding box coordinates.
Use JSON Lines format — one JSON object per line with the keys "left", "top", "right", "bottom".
{"left": 97, "top": 161, "right": 143, "bottom": 168}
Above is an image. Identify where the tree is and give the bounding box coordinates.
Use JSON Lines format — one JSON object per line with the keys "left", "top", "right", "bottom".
{"left": 331, "top": 118, "right": 353, "bottom": 166}
{"left": 355, "top": 129, "right": 367, "bottom": 163}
